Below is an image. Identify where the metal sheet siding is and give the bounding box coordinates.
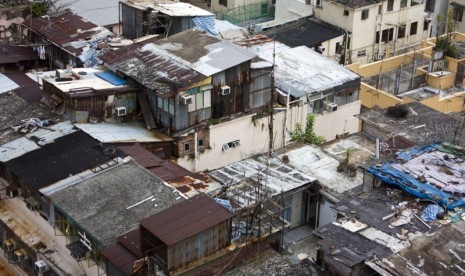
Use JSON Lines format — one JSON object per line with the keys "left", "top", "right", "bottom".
{"left": 167, "top": 220, "right": 230, "bottom": 270}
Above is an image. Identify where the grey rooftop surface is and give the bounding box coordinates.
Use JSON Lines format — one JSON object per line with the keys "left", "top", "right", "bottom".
{"left": 50, "top": 161, "right": 185, "bottom": 247}
{"left": 225, "top": 249, "right": 318, "bottom": 275}
{"left": 359, "top": 101, "right": 465, "bottom": 146}
{"left": 282, "top": 145, "right": 364, "bottom": 197}
{"left": 330, "top": 0, "right": 381, "bottom": 9}
{"left": 55, "top": 0, "right": 120, "bottom": 27}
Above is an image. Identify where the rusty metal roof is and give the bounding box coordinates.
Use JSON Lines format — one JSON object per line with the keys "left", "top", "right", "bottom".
{"left": 102, "top": 240, "right": 139, "bottom": 276}
{"left": 22, "top": 10, "right": 113, "bottom": 57}
{"left": 140, "top": 194, "right": 234, "bottom": 246}
{"left": 100, "top": 38, "right": 206, "bottom": 92}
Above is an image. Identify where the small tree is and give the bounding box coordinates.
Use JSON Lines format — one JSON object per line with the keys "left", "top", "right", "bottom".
{"left": 433, "top": 11, "right": 458, "bottom": 58}
{"left": 291, "top": 114, "right": 325, "bottom": 145}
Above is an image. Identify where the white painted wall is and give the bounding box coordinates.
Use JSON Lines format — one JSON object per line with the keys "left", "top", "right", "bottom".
{"left": 315, "top": 0, "right": 429, "bottom": 64}
{"left": 314, "top": 100, "right": 361, "bottom": 141}
{"left": 177, "top": 99, "right": 360, "bottom": 171}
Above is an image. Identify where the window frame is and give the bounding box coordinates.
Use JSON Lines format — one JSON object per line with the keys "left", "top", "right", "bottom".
{"left": 361, "top": 9, "right": 369, "bottom": 20}
{"left": 387, "top": 0, "right": 394, "bottom": 11}
{"left": 410, "top": 21, "right": 418, "bottom": 36}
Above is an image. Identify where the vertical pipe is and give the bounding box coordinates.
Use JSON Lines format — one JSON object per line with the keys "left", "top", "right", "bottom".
{"left": 376, "top": 138, "right": 380, "bottom": 159}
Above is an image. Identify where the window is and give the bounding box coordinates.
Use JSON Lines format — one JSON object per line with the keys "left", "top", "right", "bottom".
{"left": 400, "top": 0, "right": 408, "bottom": 8}
{"left": 425, "top": 0, "right": 435, "bottom": 12}
{"left": 335, "top": 42, "right": 342, "bottom": 54}
{"left": 343, "top": 9, "right": 349, "bottom": 16}
{"left": 453, "top": 7, "right": 464, "bottom": 22}
{"left": 184, "top": 142, "right": 190, "bottom": 151}
{"left": 381, "top": 28, "right": 394, "bottom": 42}
{"left": 222, "top": 140, "right": 240, "bottom": 151}
{"left": 387, "top": 0, "right": 394, "bottom": 11}
{"left": 187, "top": 89, "right": 211, "bottom": 112}
{"left": 361, "top": 9, "right": 369, "bottom": 20}
{"left": 158, "top": 97, "right": 174, "bottom": 115}
{"left": 398, "top": 24, "right": 406, "bottom": 38}
{"left": 357, "top": 49, "right": 366, "bottom": 57}
{"left": 261, "top": 3, "right": 268, "bottom": 15}
{"left": 423, "top": 20, "right": 429, "bottom": 31}
{"left": 410, "top": 22, "right": 418, "bottom": 35}
{"left": 219, "top": 0, "right": 227, "bottom": 7}
{"left": 198, "top": 139, "right": 204, "bottom": 147}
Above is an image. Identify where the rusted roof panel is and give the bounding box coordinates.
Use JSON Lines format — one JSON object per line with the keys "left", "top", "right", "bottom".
{"left": 117, "top": 229, "right": 143, "bottom": 258}
{"left": 22, "top": 10, "right": 112, "bottom": 57}
{"left": 102, "top": 242, "right": 138, "bottom": 276}
{"left": 100, "top": 38, "right": 206, "bottom": 91}
{"left": 140, "top": 194, "right": 234, "bottom": 246}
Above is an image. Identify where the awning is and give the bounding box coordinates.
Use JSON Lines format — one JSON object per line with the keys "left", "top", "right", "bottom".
{"left": 66, "top": 240, "right": 90, "bottom": 260}
{"left": 95, "top": 71, "right": 128, "bottom": 86}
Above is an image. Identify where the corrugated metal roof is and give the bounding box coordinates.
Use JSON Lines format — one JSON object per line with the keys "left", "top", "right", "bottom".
{"left": 0, "top": 73, "right": 19, "bottom": 95}
{"left": 124, "top": 0, "right": 213, "bottom": 17}
{"left": 140, "top": 194, "right": 234, "bottom": 246}
{"left": 0, "top": 121, "right": 77, "bottom": 162}
{"left": 102, "top": 242, "right": 138, "bottom": 275}
{"left": 75, "top": 123, "right": 173, "bottom": 143}
{"left": 22, "top": 10, "right": 113, "bottom": 60}
{"left": 209, "top": 156, "right": 316, "bottom": 194}
{"left": 56, "top": 0, "right": 120, "bottom": 26}
{"left": 240, "top": 42, "right": 360, "bottom": 97}
{"left": 100, "top": 37, "right": 206, "bottom": 91}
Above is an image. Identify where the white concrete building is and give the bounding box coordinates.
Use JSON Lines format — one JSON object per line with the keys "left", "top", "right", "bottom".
{"left": 425, "top": 0, "right": 451, "bottom": 36}
{"left": 314, "top": 0, "right": 430, "bottom": 64}
{"left": 449, "top": 0, "right": 465, "bottom": 34}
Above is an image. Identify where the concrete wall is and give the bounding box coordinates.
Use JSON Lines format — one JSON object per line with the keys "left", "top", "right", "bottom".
{"left": 317, "top": 195, "right": 337, "bottom": 227}
{"left": 177, "top": 99, "right": 360, "bottom": 171}
{"left": 314, "top": 100, "right": 361, "bottom": 141}
{"left": 315, "top": 0, "right": 428, "bottom": 64}
{"left": 274, "top": 0, "right": 313, "bottom": 22}
{"left": 420, "top": 91, "right": 465, "bottom": 113}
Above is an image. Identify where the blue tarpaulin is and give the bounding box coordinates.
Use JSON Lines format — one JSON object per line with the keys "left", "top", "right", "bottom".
{"left": 367, "top": 143, "right": 465, "bottom": 210}
{"left": 95, "top": 71, "right": 128, "bottom": 86}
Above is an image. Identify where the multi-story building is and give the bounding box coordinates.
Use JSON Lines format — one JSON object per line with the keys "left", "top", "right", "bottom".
{"left": 314, "top": 0, "right": 430, "bottom": 64}
{"left": 449, "top": 0, "right": 465, "bottom": 33}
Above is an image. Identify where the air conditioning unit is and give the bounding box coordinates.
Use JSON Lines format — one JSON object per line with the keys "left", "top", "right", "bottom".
{"left": 3, "top": 239, "right": 16, "bottom": 252}
{"left": 35, "top": 260, "right": 49, "bottom": 273}
{"left": 324, "top": 101, "right": 338, "bottom": 112}
{"left": 14, "top": 249, "right": 27, "bottom": 262}
{"left": 55, "top": 69, "right": 67, "bottom": 79}
{"left": 180, "top": 95, "right": 193, "bottom": 105}
{"left": 220, "top": 86, "right": 231, "bottom": 96}
{"left": 318, "top": 46, "right": 325, "bottom": 53}
{"left": 115, "top": 106, "right": 127, "bottom": 117}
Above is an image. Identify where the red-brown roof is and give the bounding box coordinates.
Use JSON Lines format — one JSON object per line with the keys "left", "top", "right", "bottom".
{"left": 22, "top": 10, "right": 109, "bottom": 56}
{"left": 140, "top": 194, "right": 234, "bottom": 246}
{"left": 119, "top": 144, "right": 208, "bottom": 182}
{"left": 102, "top": 241, "right": 139, "bottom": 276}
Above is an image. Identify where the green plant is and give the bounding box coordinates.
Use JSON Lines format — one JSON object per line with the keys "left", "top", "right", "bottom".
{"left": 433, "top": 11, "right": 458, "bottom": 58}
{"left": 291, "top": 114, "right": 325, "bottom": 145}
{"left": 208, "top": 118, "right": 220, "bottom": 125}
{"left": 29, "top": 2, "right": 47, "bottom": 17}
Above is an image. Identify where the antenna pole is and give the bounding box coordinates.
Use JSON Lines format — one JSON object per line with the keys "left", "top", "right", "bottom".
{"left": 269, "top": 41, "right": 275, "bottom": 156}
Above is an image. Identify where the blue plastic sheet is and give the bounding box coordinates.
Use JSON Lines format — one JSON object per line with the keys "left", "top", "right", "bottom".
{"left": 367, "top": 143, "right": 465, "bottom": 210}
{"left": 421, "top": 204, "right": 444, "bottom": 222}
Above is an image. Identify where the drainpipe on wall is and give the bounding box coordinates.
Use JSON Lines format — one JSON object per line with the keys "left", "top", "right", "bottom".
{"left": 194, "top": 131, "right": 198, "bottom": 172}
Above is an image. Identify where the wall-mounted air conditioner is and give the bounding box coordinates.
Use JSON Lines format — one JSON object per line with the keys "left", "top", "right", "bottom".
{"left": 220, "top": 86, "right": 231, "bottom": 96}
{"left": 115, "top": 106, "right": 127, "bottom": 117}
{"left": 3, "top": 239, "right": 16, "bottom": 252}
{"left": 324, "top": 101, "right": 338, "bottom": 112}
{"left": 180, "top": 95, "right": 193, "bottom": 105}
{"left": 35, "top": 260, "right": 49, "bottom": 273}
{"left": 318, "top": 46, "right": 325, "bottom": 53}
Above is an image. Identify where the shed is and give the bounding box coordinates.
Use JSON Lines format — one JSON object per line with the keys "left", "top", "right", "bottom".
{"left": 139, "top": 194, "right": 234, "bottom": 273}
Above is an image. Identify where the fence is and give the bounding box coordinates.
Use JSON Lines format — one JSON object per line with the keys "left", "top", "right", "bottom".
{"left": 214, "top": 1, "right": 274, "bottom": 27}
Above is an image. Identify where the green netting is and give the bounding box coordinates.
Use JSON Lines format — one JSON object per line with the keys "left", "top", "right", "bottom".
{"left": 214, "top": 1, "right": 274, "bottom": 26}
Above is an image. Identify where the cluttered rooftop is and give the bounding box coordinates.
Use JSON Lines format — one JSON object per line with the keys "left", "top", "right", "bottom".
{"left": 50, "top": 161, "right": 186, "bottom": 248}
